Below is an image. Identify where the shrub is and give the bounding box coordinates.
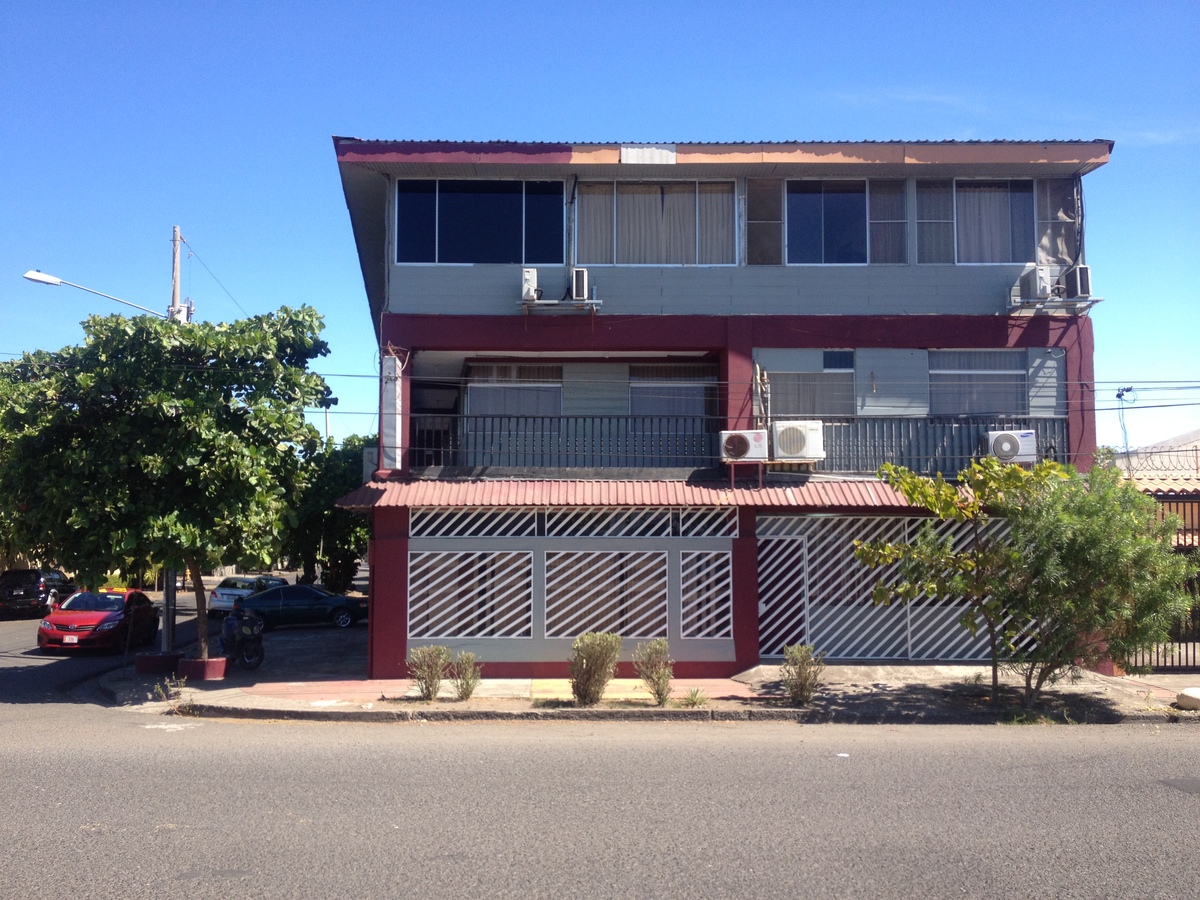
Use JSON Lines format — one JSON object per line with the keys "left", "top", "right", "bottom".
{"left": 779, "top": 643, "right": 825, "bottom": 707}
{"left": 633, "top": 638, "right": 674, "bottom": 706}
{"left": 408, "top": 645, "right": 452, "bottom": 701}
{"left": 679, "top": 687, "right": 708, "bottom": 709}
{"left": 452, "top": 651, "right": 483, "bottom": 701}
{"left": 568, "top": 632, "right": 623, "bottom": 706}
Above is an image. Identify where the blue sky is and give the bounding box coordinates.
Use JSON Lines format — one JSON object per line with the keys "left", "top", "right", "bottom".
{"left": 2, "top": 0, "right": 1197, "bottom": 451}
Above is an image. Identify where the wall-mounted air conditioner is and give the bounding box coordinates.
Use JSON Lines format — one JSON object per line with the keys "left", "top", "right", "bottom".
{"left": 1019, "top": 266, "right": 1060, "bottom": 301}
{"left": 571, "top": 267, "right": 589, "bottom": 302}
{"left": 1063, "top": 265, "right": 1091, "bottom": 299}
{"left": 521, "top": 268, "right": 553, "bottom": 305}
{"left": 771, "top": 420, "right": 826, "bottom": 462}
{"left": 720, "top": 429, "right": 768, "bottom": 462}
{"left": 986, "top": 430, "right": 1037, "bottom": 463}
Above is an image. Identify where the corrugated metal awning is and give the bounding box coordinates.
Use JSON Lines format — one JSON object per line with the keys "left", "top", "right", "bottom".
{"left": 337, "top": 478, "right": 914, "bottom": 511}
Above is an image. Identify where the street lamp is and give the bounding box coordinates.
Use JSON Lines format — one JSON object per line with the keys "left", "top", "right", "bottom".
{"left": 22, "top": 270, "right": 173, "bottom": 318}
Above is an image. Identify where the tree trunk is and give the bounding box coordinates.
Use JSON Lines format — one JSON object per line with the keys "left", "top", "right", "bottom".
{"left": 186, "top": 557, "right": 209, "bottom": 659}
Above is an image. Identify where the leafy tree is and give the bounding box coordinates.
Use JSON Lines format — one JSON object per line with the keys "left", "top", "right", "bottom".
{"left": 0, "top": 308, "right": 329, "bottom": 658}
{"left": 1000, "top": 456, "right": 1196, "bottom": 706}
{"left": 278, "top": 433, "right": 373, "bottom": 593}
{"left": 856, "top": 456, "right": 1195, "bottom": 708}
{"left": 854, "top": 458, "right": 1066, "bottom": 702}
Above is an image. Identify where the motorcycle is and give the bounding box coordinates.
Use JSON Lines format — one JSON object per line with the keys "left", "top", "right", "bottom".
{"left": 219, "top": 605, "right": 265, "bottom": 670}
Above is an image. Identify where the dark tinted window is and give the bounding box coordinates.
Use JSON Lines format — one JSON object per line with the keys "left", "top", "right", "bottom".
{"left": 396, "top": 180, "right": 437, "bottom": 262}
{"left": 524, "top": 181, "right": 565, "bottom": 264}
{"left": 397, "top": 180, "right": 564, "bottom": 264}
{"left": 439, "top": 180, "right": 523, "bottom": 263}
{"left": 1, "top": 570, "right": 38, "bottom": 585}
{"left": 787, "top": 181, "right": 867, "bottom": 264}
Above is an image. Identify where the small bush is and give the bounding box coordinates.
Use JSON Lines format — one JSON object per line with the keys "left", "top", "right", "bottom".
{"left": 452, "top": 651, "right": 483, "bottom": 701}
{"left": 779, "top": 643, "right": 825, "bottom": 707}
{"left": 633, "top": 638, "right": 674, "bottom": 707}
{"left": 679, "top": 687, "right": 708, "bottom": 709}
{"left": 408, "top": 645, "right": 452, "bottom": 701}
{"left": 568, "top": 632, "right": 623, "bottom": 706}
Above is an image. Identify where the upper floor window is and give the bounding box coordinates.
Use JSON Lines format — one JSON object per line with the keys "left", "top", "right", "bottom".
{"left": 577, "top": 182, "right": 735, "bottom": 265}
{"left": 928, "top": 350, "right": 1027, "bottom": 415}
{"left": 769, "top": 350, "right": 857, "bottom": 416}
{"left": 396, "top": 180, "right": 564, "bottom": 264}
{"left": 917, "top": 179, "right": 1077, "bottom": 265}
{"left": 782, "top": 180, "right": 907, "bottom": 265}
{"left": 628, "top": 364, "right": 719, "bottom": 420}
{"left": 465, "top": 364, "right": 563, "bottom": 419}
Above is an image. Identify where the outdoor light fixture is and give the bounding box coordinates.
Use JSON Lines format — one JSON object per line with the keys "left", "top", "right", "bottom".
{"left": 23, "top": 269, "right": 168, "bottom": 318}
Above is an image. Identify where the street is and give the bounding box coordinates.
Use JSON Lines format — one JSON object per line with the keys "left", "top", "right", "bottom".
{"left": 1, "top": 612, "right": 1198, "bottom": 900}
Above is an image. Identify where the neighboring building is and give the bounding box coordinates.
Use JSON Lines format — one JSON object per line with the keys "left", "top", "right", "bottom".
{"left": 335, "top": 138, "right": 1110, "bottom": 678}
{"left": 1117, "top": 428, "right": 1200, "bottom": 549}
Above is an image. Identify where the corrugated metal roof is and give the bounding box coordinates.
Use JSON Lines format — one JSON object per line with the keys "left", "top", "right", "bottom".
{"left": 334, "top": 137, "right": 1112, "bottom": 147}
{"left": 337, "top": 477, "right": 914, "bottom": 511}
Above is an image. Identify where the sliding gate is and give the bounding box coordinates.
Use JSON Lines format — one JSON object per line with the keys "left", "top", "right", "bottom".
{"left": 757, "top": 515, "right": 993, "bottom": 661}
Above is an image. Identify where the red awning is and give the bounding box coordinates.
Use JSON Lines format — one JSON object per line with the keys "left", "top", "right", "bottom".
{"left": 337, "top": 477, "right": 913, "bottom": 511}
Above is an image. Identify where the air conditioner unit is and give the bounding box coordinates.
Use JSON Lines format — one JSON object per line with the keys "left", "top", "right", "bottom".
{"left": 571, "top": 267, "right": 589, "bottom": 302}
{"left": 521, "top": 268, "right": 553, "bottom": 305}
{"left": 771, "top": 420, "right": 826, "bottom": 462}
{"left": 986, "top": 430, "right": 1037, "bottom": 463}
{"left": 1063, "top": 265, "right": 1091, "bottom": 299}
{"left": 1019, "top": 266, "right": 1061, "bottom": 301}
{"left": 720, "top": 429, "right": 768, "bottom": 462}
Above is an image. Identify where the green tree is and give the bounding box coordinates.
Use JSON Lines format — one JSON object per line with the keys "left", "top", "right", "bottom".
{"left": 854, "top": 458, "right": 1066, "bottom": 702}
{"left": 279, "top": 434, "right": 373, "bottom": 593}
{"left": 1001, "top": 456, "right": 1196, "bottom": 706}
{"left": 0, "top": 308, "right": 329, "bottom": 658}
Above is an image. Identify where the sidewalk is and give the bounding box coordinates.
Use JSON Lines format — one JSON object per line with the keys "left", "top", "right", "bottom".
{"left": 98, "top": 657, "right": 1200, "bottom": 725}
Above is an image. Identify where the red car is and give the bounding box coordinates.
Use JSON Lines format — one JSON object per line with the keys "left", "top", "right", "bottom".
{"left": 38, "top": 590, "right": 160, "bottom": 652}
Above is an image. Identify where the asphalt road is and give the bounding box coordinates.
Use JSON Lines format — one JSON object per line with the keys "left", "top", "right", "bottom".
{"left": 2, "top": 686, "right": 1198, "bottom": 899}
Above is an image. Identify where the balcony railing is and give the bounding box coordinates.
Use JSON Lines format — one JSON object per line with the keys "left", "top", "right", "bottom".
{"left": 409, "top": 414, "right": 1069, "bottom": 475}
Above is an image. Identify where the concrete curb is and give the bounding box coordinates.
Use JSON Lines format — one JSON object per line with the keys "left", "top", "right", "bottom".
{"left": 172, "top": 701, "right": 1197, "bottom": 726}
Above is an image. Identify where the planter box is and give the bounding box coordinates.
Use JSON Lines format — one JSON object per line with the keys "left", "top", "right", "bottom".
{"left": 177, "top": 656, "right": 227, "bottom": 681}
{"left": 134, "top": 651, "right": 185, "bottom": 676}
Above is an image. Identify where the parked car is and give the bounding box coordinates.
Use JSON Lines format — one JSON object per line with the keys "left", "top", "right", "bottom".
{"left": 0, "top": 568, "right": 76, "bottom": 617}
{"left": 38, "top": 589, "right": 159, "bottom": 653}
{"left": 208, "top": 575, "right": 287, "bottom": 615}
{"left": 235, "top": 584, "right": 367, "bottom": 630}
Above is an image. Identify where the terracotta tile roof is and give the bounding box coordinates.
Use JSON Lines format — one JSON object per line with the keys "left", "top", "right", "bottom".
{"left": 337, "top": 477, "right": 914, "bottom": 511}
{"left": 1128, "top": 477, "right": 1200, "bottom": 496}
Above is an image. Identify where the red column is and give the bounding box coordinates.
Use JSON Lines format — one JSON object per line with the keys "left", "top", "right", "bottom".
{"left": 368, "top": 506, "right": 409, "bottom": 679}
{"left": 722, "top": 318, "right": 756, "bottom": 430}
{"left": 731, "top": 506, "right": 760, "bottom": 671}
{"left": 1067, "top": 316, "right": 1097, "bottom": 471}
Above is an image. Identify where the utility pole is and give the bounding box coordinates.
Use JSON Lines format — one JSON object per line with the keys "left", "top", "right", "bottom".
{"left": 161, "top": 225, "right": 189, "bottom": 652}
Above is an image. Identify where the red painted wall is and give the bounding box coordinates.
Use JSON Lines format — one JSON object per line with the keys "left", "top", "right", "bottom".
{"left": 367, "top": 507, "right": 409, "bottom": 679}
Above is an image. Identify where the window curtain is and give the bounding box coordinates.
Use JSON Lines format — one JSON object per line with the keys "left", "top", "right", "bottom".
{"left": 928, "top": 350, "right": 1028, "bottom": 415}
{"left": 956, "top": 182, "right": 1011, "bottom": 263}
{"left": 916, "top": 180, "right": 955, "bottom": 263}
{"left": 770, "top": 373, "right": 855, "bottom": 416}
{"left": 467, "top": 385, "right": 562, "bottom": 417}
{"left": 617, "top": 183, "right": 662, "bottom": 264}
{"left": 698, "top": 183, "right": 735, "bottom": 263}
{"left": 869, "top": 180, "right": 906, "bottom": 264}
{"left": 1036, "top": 179, "right": 1079, "bottom": 266}
{"left": 577, "top": 183, "right": 614, "bottom": 264}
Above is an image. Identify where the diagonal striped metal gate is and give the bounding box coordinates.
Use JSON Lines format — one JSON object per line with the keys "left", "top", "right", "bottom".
{"left": 757, "top": 515, "right": 993, "bottom": 661}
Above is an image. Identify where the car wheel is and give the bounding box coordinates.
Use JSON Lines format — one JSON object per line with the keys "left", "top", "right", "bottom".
{"left": 331, "top": 607, "right": 354, "bottom": 629}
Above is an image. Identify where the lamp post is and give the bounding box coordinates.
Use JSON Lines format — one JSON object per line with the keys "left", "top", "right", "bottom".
{"left": 22, "top": 227, "right": 195, "bottom": 652}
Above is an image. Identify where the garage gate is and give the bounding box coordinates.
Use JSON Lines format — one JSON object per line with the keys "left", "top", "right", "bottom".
{"left": 757, "top": 515, "right": 996, "bottom": 661}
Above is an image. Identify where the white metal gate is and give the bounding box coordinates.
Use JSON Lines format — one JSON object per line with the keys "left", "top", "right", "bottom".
{"left": 757, "top": 515, "right": 993, "bottom": 661}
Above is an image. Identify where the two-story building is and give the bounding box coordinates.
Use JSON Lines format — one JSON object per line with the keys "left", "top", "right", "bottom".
{"left": 335, "top": 138, "right": 1110, "bottom": 678}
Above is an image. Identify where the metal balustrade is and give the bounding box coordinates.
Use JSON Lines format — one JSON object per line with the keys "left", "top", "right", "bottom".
{"left": 409, "top": 414, "right": 1069, "bottom": 475}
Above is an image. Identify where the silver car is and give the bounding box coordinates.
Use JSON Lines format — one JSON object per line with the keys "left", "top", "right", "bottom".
{"left": 208, "top": 575, "right": 286, "bottom": 615}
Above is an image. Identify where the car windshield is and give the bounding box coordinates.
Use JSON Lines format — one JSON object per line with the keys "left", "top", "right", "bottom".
{"left": 61, "top": 592, "right": 124, "bottom": 612}
{"left": 1, "top": 570, "right": 38, "bottom": 585}
{"left": 218, "top": 578, "right": 254, "bottom": 590}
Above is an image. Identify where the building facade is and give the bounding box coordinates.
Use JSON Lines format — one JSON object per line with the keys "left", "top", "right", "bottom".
{"left": 335, "top": 138, "right": 1110, "bottom": 678}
